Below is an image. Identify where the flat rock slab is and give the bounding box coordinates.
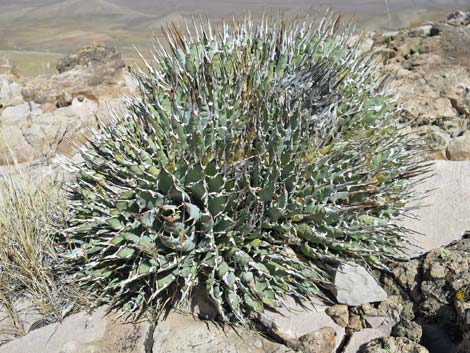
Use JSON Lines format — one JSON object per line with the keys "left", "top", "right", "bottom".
{"left": 153, "top": 312, "right": 293, "bottom": 353}
{"left": 0, "top": 307, "right": 149, "bottom": 353}
{"left": 399, "top": 161, "right": 470, "bottom": 257}
{"left": 344, "top": 327, "right": 392, "bottom": 353}
{"left": 265, "top": 297, "right": 345, "bottom": 349}
{"left": 334, "top": 263, "right": 387, "bottom": 306}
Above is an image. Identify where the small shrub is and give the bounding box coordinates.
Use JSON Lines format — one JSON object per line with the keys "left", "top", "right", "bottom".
{"left": 66, "top": 17, "right": 428, "bottom": 324}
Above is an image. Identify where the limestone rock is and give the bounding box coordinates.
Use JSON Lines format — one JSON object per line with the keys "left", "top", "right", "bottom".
{"left": 334, "top": 263, "right": 387, "bottom": 306}
{"left": 1, "top": 102, "right": 42, "bottom": 124}
{"left": 343, "top": 327, "right": 392, "bottom": 353}
{"left": 21, "top": 45, "right": 129, "bottom": 107}
{"left": 264, "top": 297, "right": 345, "bottom": 349}
{"left": 398, "top": 161, "right": 470, "bottom": 257}
{"left": 56, "top": 44, "right": 125, "bottom": 74}
{"left": 455, "top": 299, "right": 470, "bottom": 353}
{"left": 373, "top": 17, "right": 470, "bottom": 158}
{"left": 392, "top": 320, "right": 423, "bottom": 343}
{"left": 362, "top": 337, "right": 429, "bottom": 353}
{"left": 447, "top": 11, "right": 470, "bottom": 25}
{"left": 0, "top": 299, "right": 44, "bottom": 345}
{"left": 447, "top": 133, "right": 470, "bottom": 160}
{"left": 0, "top": 76, "right": 23, "bottom": 100}
{"left": 326, "top": 305, "right": 349, "bottom": 327}
{"left": 297, "top": 327, "right": 336, "bottom": 353}
{"left": 152, "top": 312, "right": 293, "bottom": 353}
{"left": 0, "top": 307, "right": 150, "bottom": 353}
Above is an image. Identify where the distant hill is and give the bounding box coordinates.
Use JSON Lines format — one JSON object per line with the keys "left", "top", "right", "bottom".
{"left": 0, "top": 0, "right": 468, "bottom": 75}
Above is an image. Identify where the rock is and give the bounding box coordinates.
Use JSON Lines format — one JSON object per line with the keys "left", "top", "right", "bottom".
{"left": 392, "top": 320, "right": 423, "bottom": 343}
{"left": 343, "top": 327, "right": 392, "bottom": 353}
{"left": 447, "top": 11, "right": 470, "bottom": 25}
{"left": 0, "top": 76, "right": 23, "bottom": 100}
{"left": 0, "top": 307, "right": 150, "bottom": 353}
{"left": 398, "top": 161, "right": 470, "bottom": 257}
{"left": 298, "top": 327, "right": 336, "bottom": 353}
{"left": 0, "top": 105, "right": 95, "bottom": 165}
{"left": 0, "top": 299, "right": 44, "bottom": 345}
{"left": 152, "top": 311, "right": 293, "bottom": 353}
{"left": 56, "top": 44, "right": 125, "bottom": 74}
{"left": 348, "top": 314, "right": 365, "bottom": 332}
{"left": 410, "top": 25, "right": 440, "bottom": 37}
{"left": 265, "top": 297, "right": 345, "bottom": 349}
{"left": 1, "top": 102, "right": 42, "bottom": 124}
{"left": 447, "top": 133, "right": 470, "bottom": 160}
{"left": 455, "top": 299, "right": 470, "bottom": 353}
{"left": 376, "top": 296, "right": 410, "bottom": 324}
{"left": 374, "top": 17, "right": 470, "bottom": 159}
{"left": 21, "top": 44, "right": 129, "bottom": 108}
{"left": 334, "top": 263, "right": 387, "bottom": 306}
{"left": 383, "top": 237, "right": 470, "bottom": 350}
{"left": 326, "top": 305, "right": 349, "bottom": 327}
{"left": 362, "top": 337, "right": 429, "bottom": 353}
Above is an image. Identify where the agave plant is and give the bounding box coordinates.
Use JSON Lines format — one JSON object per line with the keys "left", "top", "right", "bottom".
{"left": 66, "top": 16, "right": 428, "bottom": 324}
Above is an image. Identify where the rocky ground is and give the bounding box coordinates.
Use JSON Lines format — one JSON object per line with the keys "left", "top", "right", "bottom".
{"left": 0, "top": 11, "right": 469, "bottom": 353}
{"left": 372, "top": 11, "right": 470, "bottom": 161}
{"left": 0, "top": 44, "right": 136, "bottom": 175}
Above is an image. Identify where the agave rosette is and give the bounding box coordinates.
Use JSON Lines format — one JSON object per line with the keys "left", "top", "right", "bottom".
{"left": 66, "top": 16, "right": 428, "bottom": 323}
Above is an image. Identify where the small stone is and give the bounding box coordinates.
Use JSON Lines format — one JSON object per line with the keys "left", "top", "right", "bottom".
{"left": 359, "top": 304, "right": 378, "bottom": 317}
{"left": 343, "top": 327, "right": 392, "bottom": 353}
{"left": 362, "top": 336, "right": 429, "bottom": 353}
{"left": 377, "top": 296, "right": 404, "bottom": 324}
{"left": 325, "top": 305, "right": 349, "bottom": 327}
{"left": 429, "top": 262, "right": 446, "bottom": 279}
{"left": 392, "top": 319, "right": 423, "bottom": 343}
{"left": 334, "top": 263, "right": 388, "bottom": 306}
{"left": 298, "top": 327, "right": 336, "bottom": 353}
{"left": 348, "top": 315, "right": 365, "bottom": 332}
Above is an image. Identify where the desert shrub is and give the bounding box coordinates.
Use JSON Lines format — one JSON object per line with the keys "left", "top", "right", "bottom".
{"left": 65, "top": 17, "right": 428, "bottom": 324}
{"left": 0, "top": 171, "right": 70, "bottom": 329}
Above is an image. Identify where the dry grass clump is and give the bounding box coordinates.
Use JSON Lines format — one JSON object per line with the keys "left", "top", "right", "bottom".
{"left": 0, "top": 170, "right": 70, "bottom": 335}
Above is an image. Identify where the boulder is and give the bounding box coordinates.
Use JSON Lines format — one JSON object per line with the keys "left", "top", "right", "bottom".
{"left": 362, "top": 337, "right": 429, "bottom": 353}
{"left": 333, "top": 263, "right": 387, "bottom": 306}
{"left": 0, "top": 105, "right": 95, "bottom": 165}
{"left": 56, "top": 44, "right": 125, "bottom": 74}
{"left": 21, "top": 44, "right": 129, "bottom": 107}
